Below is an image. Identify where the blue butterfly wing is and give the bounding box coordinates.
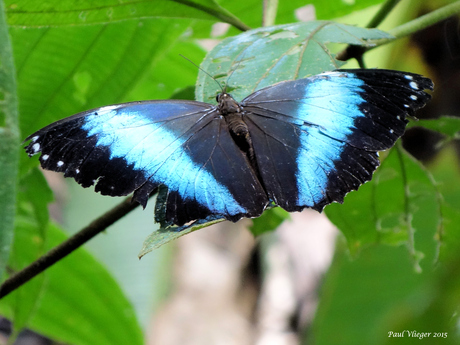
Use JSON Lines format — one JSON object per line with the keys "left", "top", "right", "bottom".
{"left": 25, "top": 100, "right": 268, "bottom": 225}
{"left": 241, "top": 69, "right": 433, "bottom": 211}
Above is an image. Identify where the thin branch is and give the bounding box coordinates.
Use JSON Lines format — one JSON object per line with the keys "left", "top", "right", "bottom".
{"left": 172, "top": 0, "right": 251, "bottom": 31}
{"left": 366, "top": 0, "right": 401, "bottom": 29}
{"left": 336, "top": 0, "right": 401, "bottom": 62}
{"left": 0, "top": 196, "right": 141, "bottom": 299}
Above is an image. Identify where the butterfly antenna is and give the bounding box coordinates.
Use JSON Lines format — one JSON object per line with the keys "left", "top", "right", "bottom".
{"left": 226, "top": 57, "right": 245, "bottom": 90}
{"left": 179, "top": 54, "right": 224, "bottom": 93}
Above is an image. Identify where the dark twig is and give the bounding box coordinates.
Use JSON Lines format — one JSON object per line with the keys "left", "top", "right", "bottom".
{"left": 0, "top": 197, "right": 141, "bottom": 299}
{"left": 172, "top": 0, "right": 251, "bottom": 31}
{"left": 336, "top": 0, "right": 401, "bottom": 63}
{"left": 367, "top": 0, "right": 401, "bottom": 29}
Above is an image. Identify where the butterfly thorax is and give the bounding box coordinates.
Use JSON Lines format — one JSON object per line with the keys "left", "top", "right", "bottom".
{"left": 217, "top": 92, "right": 258, "bottom": 172}
{"left": 217, "top": 92, "right": 241, "bottom": 114}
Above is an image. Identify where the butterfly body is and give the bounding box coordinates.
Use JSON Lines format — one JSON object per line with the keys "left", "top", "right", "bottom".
{"left": 25, "top": 69, "right": 433, "bottom": 226}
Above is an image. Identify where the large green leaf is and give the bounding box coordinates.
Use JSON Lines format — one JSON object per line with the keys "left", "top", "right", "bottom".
{"left": 428, "top": 147, "right": 460, "bottom": 264}
{"left": 408, "top": 116, "right": 460, "bottom": 140}
{"left": 312, "top": 147, "right": 460, "bottom": 345}
{"left": 277, "top": 0, "right": 386, "bottom": 22}
{"left": 217, "top": 0, "right": 386, "bottom": 31}
{"left": 1, "top": 220, "right": 143, "bottom": 345}
{"left": 310, "top": 240, "right": 439, "bottom": 345}
{"left": 249, "top": 207, "right": 290, "bottom": 237}
{"left": 125, "top": 39, "right": 206, "bottom": 102}
{"left": 2, "top": 165, "right": 143, "bottom": 344}
{"left": 4, "top": 168, "right": 52, "bottom": 335}
{"left": 0, "top": 0, "right": 19, "bottom": 282}
{"left": 5, "top": 0, "right": 240, "bottom": 27}
{"left": 326, "top": 146, "right": 440, "bottom": 264}
{"left": 196, "top": 21, "right": 393, "bottom": 103}
{"left": 14, "top": 19, "right": 193, "bottom": 137}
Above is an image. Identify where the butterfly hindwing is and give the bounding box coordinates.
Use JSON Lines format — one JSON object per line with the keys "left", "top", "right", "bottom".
{"left": 150, "top": 115, "right": 267, "bottom": 225}
{"left": 241, "top": 69, "right": 433, "bottom": 211}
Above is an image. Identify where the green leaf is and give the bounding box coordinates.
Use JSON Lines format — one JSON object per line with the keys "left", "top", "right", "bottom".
{"left": 326, "top": 146, "right": 440, "bottom": 266}
{"left": 196, "top": 21, "right": 393, "bottom": 103}
{"left": 311, "top": 0, "right": 385, "bottom": 20}
{"left": 276, "top": 0, "right": 387, "bottom": 23}
{"left": 1, "top": 170, "right": 50, "bottom": 336}
{"left": 2, "top": 169, "right": 54, "bottom": 335}
{"left": 408, "top": 116, "right": 460, "bottom": 140}
{"left": 141, "top": 206, "right": 289, "bottom": 256}
{"left": 437, "top": 203, "right": 460, "bottom": 262}
{"left": 3, "top": 203, "right": 47, "bottom": 334}
{"left": 5, "top": 0, "right": 236, "bottom": 27}
{"left": 249, "top": 207, "right": 290, "bottom": 237}
{"left": 1, "top": 221, "right": 144, "bottom": 345}
{"left": 14, "top": 19, "right": 193, "bottom": 139}
{"left": 0, "top": 0, "right": 19, "bottom": 282}
{"left": 312, "top": 144, "right": 449, "bottom": 343}
{"left": 139, "top": 216, "right": 226, "bottom": 258}
{"left": 19, "top": 167, "right": 53, "bottom": 229}
{"left": 310, "top": 239, "right": 439, "bottom": 345}
{"left": 428, "top": 147, "right": 460, "bottom": 264}
{"left": 210, "top": 0, "right": 386, "bottom": 37}
{"left": 125, "top": 39, "right": 206, "bottom": 102}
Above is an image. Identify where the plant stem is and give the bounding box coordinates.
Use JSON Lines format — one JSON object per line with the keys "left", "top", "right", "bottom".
{"left": 337, "top": 0, "right": 460, "bottom": 62}
{"left": 366, "top": 0, "right": 401, "bottom": 28}
{"left": 263, "top": 0, "right": 278, "bottom": 27}
{"left": 389, "top": 0, "right": 460, "bottom": 39}
{"left": 0, "top": 197, "right": 140, "bottom": 299}
{"left": 172, "top": 0, "right": 251, "bottom": 31}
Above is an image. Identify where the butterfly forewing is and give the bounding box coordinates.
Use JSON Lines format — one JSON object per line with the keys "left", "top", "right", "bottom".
{"left": 26, "top": 100, "right": 267, "bottom": 226}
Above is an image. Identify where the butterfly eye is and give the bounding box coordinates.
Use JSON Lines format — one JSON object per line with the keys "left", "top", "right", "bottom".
{"left": 216, "top": 94, "right": 220, "bottom": 102}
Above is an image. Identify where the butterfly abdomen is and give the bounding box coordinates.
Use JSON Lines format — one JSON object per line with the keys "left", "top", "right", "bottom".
{"left": 217, "top": 92, "right": 259, "bottom": 172}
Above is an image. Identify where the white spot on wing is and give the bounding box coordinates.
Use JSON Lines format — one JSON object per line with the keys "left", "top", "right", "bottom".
{"left": 409, "top": 81, "right": 419, "bottom": 90}
{"left": 57, "top": 161, "right": 64, "bottom": 167}
{"left": 410, "top": 95, "right": 418, "bottom": 100}
{"left": 32, "top": 143, "right": 40, "bottom": 152}
{"left": 76, "top": 168, "right": 80, "bottom": 174}
{"left": 42, "top": 154, "right": 49, "bottom": 161}
{"left": 31, "top": 135, "right": 39, "bottom": 142}
{"left": 404, "top": 75, "right": 414, "bottom": 80}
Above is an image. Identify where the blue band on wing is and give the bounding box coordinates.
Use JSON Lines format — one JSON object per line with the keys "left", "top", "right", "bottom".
{"left": 295, "top": 72, "right": 365, "bottom": 204}
{"left": 81, "top": 105, "right": 247, "bottom": 216}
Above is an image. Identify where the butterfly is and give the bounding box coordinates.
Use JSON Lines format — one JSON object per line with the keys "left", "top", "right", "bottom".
{"left": 25, "top": 69, "right": 433, "bottom": 227}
